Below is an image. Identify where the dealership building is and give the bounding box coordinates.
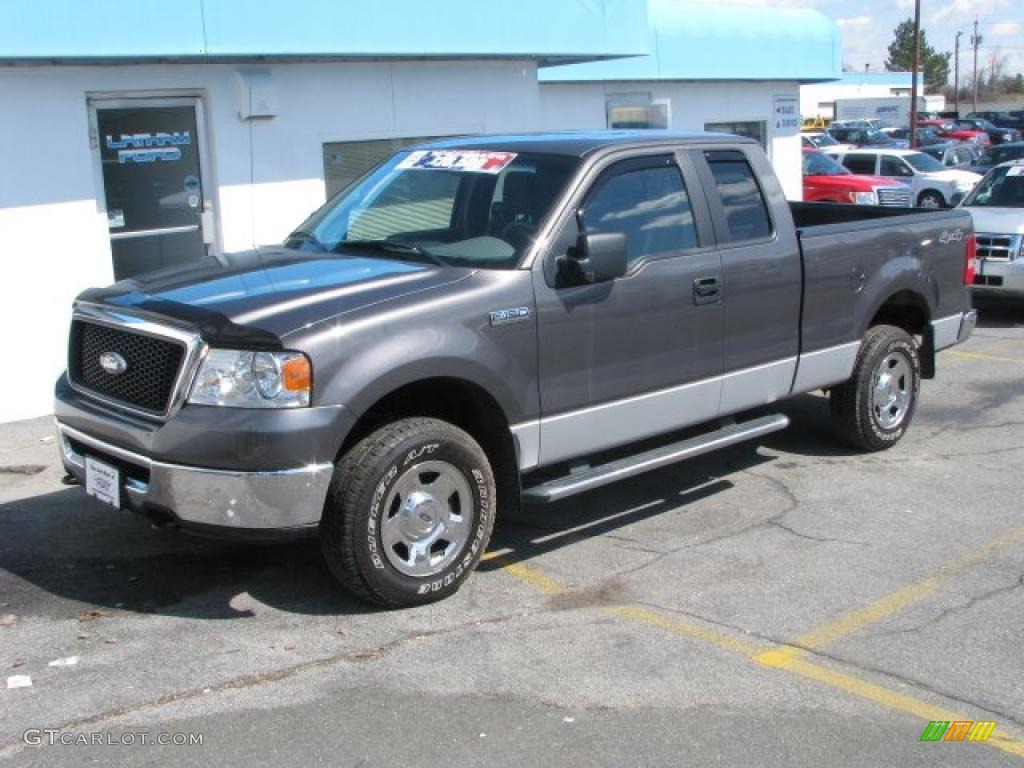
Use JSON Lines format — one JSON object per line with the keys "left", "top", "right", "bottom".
{"left": 0, "top": 0, "right": 840, "bottom": 423}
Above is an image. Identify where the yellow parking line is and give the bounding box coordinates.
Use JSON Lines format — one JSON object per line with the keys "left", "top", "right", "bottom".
{"left": 948, "top": 350, "right": 1024, "bottom": 364}
{"left": 760, "top": 655, "right": 1024, "bottom": 758}
{"left": 604, "top": 604, "right": 762, "bottom": 656}
{"left": 757, "top": 525, "right": 1024, "bottom": 667}
{"left": 482, "top": 552, "right": 564, "bottom": 594}
{"left": 485, "top": 539, "right": 1024, "bottom": 758}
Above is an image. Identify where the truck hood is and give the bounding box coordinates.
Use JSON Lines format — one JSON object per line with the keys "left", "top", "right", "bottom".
{"left": 77, "top": 247, "right": 474, "bottom": 346}
{"left": 964, "top": 207, "right": 1024, "bottom": 235}
{"left": 924, "top": 169, "right": 983, "bottom": 187}
{"left": 805, "top": 174, "right": 904, "bottom": 191}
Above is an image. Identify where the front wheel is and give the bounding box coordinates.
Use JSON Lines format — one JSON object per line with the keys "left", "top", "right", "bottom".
{"left": 320, "top": 417, "right": 496, "bottom": 607}
{"left": 917, "top": 190, "right": 945, "bottom": 209}
{"left": 830, "top": 325, "right": 921, "bottom": 451}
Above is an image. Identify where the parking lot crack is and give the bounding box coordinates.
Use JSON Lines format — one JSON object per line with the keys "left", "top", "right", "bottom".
{"left": 866, "top": 573, "right": 1024, "bottom": 639}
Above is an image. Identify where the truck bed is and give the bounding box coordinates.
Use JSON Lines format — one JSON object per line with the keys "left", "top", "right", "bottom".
{"left": 790, "top": 201, "right": 972, "bottom": 357}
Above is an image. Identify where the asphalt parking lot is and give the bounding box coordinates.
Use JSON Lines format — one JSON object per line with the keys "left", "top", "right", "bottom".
{"left": 2, "top": 303, "right": 1023, "bottom": 767}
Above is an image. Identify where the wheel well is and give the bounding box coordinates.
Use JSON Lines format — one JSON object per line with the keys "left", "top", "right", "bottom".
{"left": 868, "top": 291, "right": 935, "bottom": 378}
{"left": 338, "top": 378, "right": 522, "bottom": 516}
{"left": 918, "top": 189, "right": 944, "bottom": 204}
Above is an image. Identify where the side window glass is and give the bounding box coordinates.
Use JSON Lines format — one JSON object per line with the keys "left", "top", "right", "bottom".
{"left": 704, "top": 150, "right": 772, "bottom": 242}
{"left": 583, "top": 162, "right": 697, "bottom": 268}
{"left": 880, "top": 156, "right": 908, "bottom": 177}
{"left": 843, "top": 154, "right": 877, "bottom": 175}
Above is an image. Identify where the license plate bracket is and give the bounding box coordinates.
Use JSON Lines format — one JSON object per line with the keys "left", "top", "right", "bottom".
{"left": 85, "top": 455, "right": 121, "bottom": 509}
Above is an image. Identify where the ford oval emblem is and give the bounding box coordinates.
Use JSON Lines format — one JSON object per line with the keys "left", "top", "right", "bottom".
{"left": 99, "top": 351, "right": 128, "bottom": 376}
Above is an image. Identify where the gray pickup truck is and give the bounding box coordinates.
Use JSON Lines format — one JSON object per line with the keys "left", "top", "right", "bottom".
{"left": 56, "top": 132, "right": 978, "bottom": 606}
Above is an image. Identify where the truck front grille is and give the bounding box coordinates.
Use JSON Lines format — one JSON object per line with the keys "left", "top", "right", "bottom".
{"left": 68, "top": 320, "right": 186, "bottom": 415}
{"left": 875, "top": 186, "right": 912, "bottom": 207}
{"left": 976, "top": 234, "right": 1021, "bottom": 262}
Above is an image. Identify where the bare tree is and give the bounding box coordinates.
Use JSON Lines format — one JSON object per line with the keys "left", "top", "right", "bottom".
{"left": 987, "top": 47, "right": 1008, "bottom": 89}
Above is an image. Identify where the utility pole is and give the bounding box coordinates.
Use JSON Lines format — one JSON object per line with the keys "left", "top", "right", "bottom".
{"left": 909, "top": 0, "right": 921, "bottom": 148}
{"left": 971, "top": 19, "right": 982, "bottom": 114}
{"left": 954, "top": 31, "right": 962, "bottom": 115}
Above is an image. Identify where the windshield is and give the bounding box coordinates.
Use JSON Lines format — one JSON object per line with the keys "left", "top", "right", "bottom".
{"left": 810, "top": 133, "right": 839, "bottom": 147}
{"left": 987, "top": 146, "right": 1024, "bottom": 165}
{"left": 962, "top": 166, "right": 1024, "bottom": 208}
{"left": 803, "top": 152, "right": 850, "bottom": 176}
{"left": 288, "top": 149, "right": 579, "bottom": 269}
{"left": 904, "top": 152, "right": 946, "bottom": 173}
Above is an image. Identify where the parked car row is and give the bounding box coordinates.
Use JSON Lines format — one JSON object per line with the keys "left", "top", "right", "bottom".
{"left": 801, "top": 149, "right": 911, "bottom": 207}
{"left": 820, "top": 147, "right": 981, "bottom": 208}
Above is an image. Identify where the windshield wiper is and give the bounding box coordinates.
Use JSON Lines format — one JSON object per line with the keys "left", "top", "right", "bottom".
{"left": 285, "top": 229, "right": 328, "bottom": 252}
{"left": 339, "top": 239, "right": 446, "bottom": 266}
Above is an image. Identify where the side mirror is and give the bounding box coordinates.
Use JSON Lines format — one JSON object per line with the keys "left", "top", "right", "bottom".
{"left": 558, "top": 232, "right": 628, "bottom": 284}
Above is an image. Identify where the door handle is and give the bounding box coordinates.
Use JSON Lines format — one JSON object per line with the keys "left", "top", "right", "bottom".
{"left": 693, "top": 276, "right": 721, "bottom": 305}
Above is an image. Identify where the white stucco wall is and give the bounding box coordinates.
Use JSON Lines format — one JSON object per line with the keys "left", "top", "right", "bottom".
{"left": 538, "top": 80, "right": 804, "bottom": 201}
{"left": 0, "top": 60, "right": 541, "bottom": 422}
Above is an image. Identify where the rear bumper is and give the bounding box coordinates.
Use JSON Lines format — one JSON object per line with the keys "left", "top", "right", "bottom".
{"left": 972, "top": 259, "right": 1024, "bottom": 298}
{"left": 58, "top": 422, "right": 334, "bottom": 532}
{"left": 931, "top": 309, "right": 977, "bottom": 352}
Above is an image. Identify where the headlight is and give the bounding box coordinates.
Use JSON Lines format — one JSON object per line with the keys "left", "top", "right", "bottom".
{"left": 851, "top": 191, "right": 877, "bottom": 205}
{"left": 188, "top": 349, "right": 311, "bottom": 408}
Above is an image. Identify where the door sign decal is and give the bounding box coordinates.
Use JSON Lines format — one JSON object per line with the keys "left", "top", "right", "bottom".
{"left": 105, "top": 131, "right": 192, "bottom": 164}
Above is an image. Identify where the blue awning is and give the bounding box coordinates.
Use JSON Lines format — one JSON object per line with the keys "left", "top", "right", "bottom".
{"left": 0, "top": 0, "right": 649, "bottom": 65}
{"left": 540, "top": 1, "right": 842, "bottom": 84}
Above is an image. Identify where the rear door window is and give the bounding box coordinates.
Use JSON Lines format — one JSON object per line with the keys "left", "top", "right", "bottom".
{"left": 843, "top": 154, "right": 879, "bottom": 175}
{"left": 704, "top": 150, "right": 772, "bottom": 243}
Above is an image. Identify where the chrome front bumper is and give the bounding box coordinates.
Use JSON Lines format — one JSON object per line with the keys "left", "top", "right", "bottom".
{"left": 58, "top": 423, "right": 334, "bottom": 531}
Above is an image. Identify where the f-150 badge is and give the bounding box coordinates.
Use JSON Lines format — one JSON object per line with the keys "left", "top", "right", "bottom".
{"left": 489, "top": 307, "right": 530, "bottom": 326}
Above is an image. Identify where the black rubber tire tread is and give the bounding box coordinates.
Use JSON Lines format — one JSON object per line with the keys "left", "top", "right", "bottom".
{"left": 320, "top": 417, "right": 495, "bottom": 607}
{"left": 830, "top": 324, "right": 921, "bottom": 452}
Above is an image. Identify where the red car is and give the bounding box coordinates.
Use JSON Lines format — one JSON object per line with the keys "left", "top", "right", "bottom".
{"left": 801, "top": 149, "right": 911, "bottom": 206}
{"left": 918, "top": 119, "right": 991, "bottom": 148}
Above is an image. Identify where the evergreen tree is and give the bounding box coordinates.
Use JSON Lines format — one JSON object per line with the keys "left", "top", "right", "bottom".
{"left": 885, "top": 19, "right": 952, "bottom": 91}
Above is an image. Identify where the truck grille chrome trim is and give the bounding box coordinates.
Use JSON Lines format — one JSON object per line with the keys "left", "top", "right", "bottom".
{"left": 875, "top": 186, "right": 912, "bottom": 207}
{"left": 67, "top": 303, "right": 206, "bottom": 421}
{"left": 976, "top": 233, "right": 1021, "bottom": 262}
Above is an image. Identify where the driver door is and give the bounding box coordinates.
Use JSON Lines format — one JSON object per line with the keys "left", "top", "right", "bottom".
{"left": 531, "top": 152, "right": 724, "bottom": 466}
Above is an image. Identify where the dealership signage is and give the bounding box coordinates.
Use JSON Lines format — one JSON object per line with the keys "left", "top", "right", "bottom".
{"left": 104, "top": 131, "right": 192, "bottom": 164}
{"left": 772, "top": 96, "right": 799, "bottom": 136}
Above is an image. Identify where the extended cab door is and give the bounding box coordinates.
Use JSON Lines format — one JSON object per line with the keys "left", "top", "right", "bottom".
{"left": 689, "top": 148, "right": 802, "bottom": 413}
{"left": 531, "top": 152, "right": 724, "bottom": 466}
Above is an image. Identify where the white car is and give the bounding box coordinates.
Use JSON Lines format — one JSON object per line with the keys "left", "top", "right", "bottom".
{"left": 822, "top": 147, "right": 981, "bottom": 208}
{"left": 961, "top": 160, "right": 1024, "bottom": 298}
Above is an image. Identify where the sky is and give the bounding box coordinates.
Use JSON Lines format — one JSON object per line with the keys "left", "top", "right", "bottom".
{"left": 684, "top": 0, "right": 1024, "bottom": 85}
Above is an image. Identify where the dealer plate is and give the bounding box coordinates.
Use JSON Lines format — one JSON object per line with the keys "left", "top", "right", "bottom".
{"left": 85, "top": 455, "right": 121, "bottom": 510}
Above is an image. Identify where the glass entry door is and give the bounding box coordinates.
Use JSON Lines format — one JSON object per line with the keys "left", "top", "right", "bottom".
{"left": 92, "top": 98, "right": 217, "bottom": 280}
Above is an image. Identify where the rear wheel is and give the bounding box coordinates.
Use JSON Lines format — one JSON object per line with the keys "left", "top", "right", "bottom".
{"left": 917, "top": 190, "right": 945, "bottom": 209}
{"left": 320, "top": 418, "right": 496, "bottom": 607}
{"left": 830, "top": 325, "right": 921, "bottom": 451}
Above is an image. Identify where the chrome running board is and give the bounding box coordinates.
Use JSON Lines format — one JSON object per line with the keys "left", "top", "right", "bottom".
{"left": 522, "top": 414, "right": 789, "bottom": 504}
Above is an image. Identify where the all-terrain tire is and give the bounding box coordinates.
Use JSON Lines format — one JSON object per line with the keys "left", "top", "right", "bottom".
{"left": 830, "top": 324, "right": 921, "bottom": 451}
{"left": 320, "top": 418, "right": 496, "bottom": 607}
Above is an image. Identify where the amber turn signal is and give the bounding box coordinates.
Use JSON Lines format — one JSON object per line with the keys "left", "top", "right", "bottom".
{"left": 282, "top": 356, "right": 312, "bottom": 392}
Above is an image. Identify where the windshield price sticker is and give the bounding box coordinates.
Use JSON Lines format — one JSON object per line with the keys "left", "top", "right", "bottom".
{"left": 1007, "top": 166, "right": 1024, "bottom": 177}
{"left": 397, "top": 150, "right": 517, "bottom": 174}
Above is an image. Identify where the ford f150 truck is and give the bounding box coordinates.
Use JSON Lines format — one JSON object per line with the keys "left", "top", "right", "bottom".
{"left": 55, "top": 132, "right": 978, "bottom": 606}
